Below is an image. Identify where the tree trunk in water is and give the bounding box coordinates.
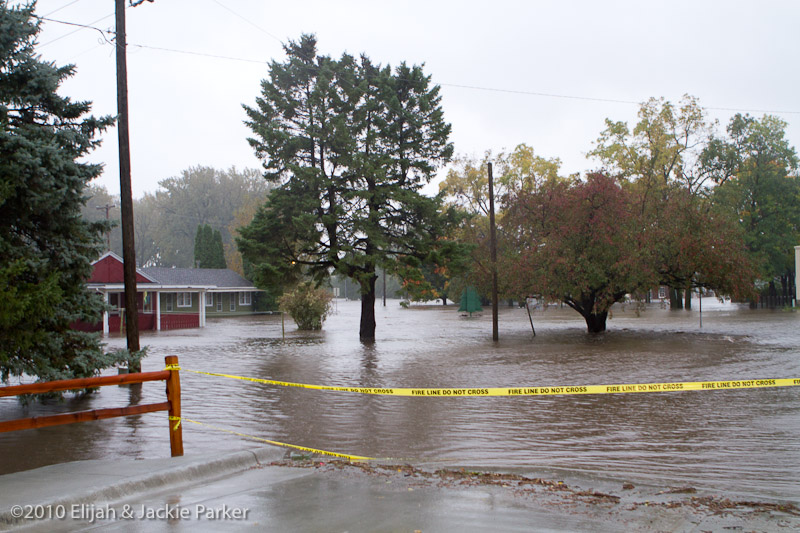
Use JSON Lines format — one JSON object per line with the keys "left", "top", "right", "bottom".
{"left": 684, "top": 289, "right": 692, "bottom": 310}
{"left": 359, "top": 274, "right": 377, "bottom": 341}
{"left": 670, "top": 288, "right": 683, "bottom": 310}
{"left": 583, "top": 311, "right": 608, "bottom": 333}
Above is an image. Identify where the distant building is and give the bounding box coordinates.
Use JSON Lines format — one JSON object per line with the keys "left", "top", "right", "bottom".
{"left": 79, "top": 252, "right": 262, "bottom": 335}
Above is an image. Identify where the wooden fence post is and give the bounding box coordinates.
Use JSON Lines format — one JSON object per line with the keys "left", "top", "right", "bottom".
{"left": 165, "top": 355, "right": 183, "bottom": 457}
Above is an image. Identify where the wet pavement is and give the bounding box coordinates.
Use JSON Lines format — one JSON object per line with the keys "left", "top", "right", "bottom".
{"left": 3, "top": 448, "right": 799, "bottom": 532}
{"left": 1, "top": 299, "right": 799, "bottom": 529}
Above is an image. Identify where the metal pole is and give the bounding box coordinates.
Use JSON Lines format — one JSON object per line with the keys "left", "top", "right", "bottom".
{"left": 699, "top": 288, "right": 702, "bottom": 329}
{"left": 488, "top": 162, "right": 499, "bottom": 342}
{"left": 525, "top": 299, "right": 536, "bottom": 337}
{"left": 95, "top": 203, "right": 116, "bottom": 250}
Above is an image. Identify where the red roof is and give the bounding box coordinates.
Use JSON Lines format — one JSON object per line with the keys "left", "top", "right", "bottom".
{"left": 88, "top": 253, "right": 153, "bottom": 284}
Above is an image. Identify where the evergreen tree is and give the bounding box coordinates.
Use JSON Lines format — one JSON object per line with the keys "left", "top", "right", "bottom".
{"left": 239, "top": 35, "right": 455, "bottom": 340}
{"left": 193, "top": 223, "right": 226, "bottom": 268}
{"left": 0, "top": 2, "right": 133, "bottom": 381}
{"left": 193, "top": 224, "right": 206, "bottom": 267}
{"left": 211, "top": 228, "right": 226, "bottom": 268}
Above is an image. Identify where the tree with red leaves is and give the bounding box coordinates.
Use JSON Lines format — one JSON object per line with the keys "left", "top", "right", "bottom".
{"left": 504, "top": 174, "right": 650, "bottom": 332}
{"left": 502, "top": 173, "right": 755, "bottom": 333}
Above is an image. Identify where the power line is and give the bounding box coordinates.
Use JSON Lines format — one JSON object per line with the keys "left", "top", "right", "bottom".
{"left": 129, "top": 43, "right": 267, "bottom": 65}
{"left": 37, "top": 12, "right": 115, "bottom": 48}
{"left": 210, "top": 0, "right": 283, "bottom": 46}
{"left": 42, "top": 0, "right": 81, "bottom": 17}
{"left": 205, "top": 2, "right": 800, "bottom": 117}
{"left": 441, "top": 82, "right": 638, "bottom": 106}
{"left": 32, "top": 15, "right": 800, "bottom": 117}
{"left": 130, "top": 39, "right": 800, "bottom": 116}
{"left": 439, "top": 82, "right": 800, "bottom": 115}
{"left": 119, "top": 42, "right": 800, "bottom": 116}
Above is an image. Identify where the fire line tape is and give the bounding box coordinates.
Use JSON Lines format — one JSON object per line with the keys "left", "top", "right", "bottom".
{"left": 173, "top": 368, "right": 800, "bottom": 397}
{"left": 177, "top": 417, "right": 375, "bottom": 461}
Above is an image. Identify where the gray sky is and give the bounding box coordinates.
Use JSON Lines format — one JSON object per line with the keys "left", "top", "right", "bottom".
{"left": 23, "top": 0, "right": 800, "bottom": 198}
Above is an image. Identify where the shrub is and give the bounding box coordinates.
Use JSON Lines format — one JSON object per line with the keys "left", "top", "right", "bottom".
{"left": 279, "top": 282, "right": 333, "bottom": 330}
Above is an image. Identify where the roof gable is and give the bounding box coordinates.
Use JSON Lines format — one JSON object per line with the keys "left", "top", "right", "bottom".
{"left": 89, "top": 252, "right": 157, "bottom": 284}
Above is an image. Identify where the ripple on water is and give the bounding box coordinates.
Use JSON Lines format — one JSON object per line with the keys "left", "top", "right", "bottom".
{"left": 1, "top": 300, "right": 798, "bottom": 500}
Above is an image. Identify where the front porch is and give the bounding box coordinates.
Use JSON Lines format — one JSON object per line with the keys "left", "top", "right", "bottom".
{"left": 79, "top": 252, "right": 262, "bottom": 336}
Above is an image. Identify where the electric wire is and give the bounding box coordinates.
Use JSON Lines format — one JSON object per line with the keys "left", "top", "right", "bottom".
{"left": 41, "top": 0, "right": 81, "bottom": 18}
{"left": 129, "top": 43, "right": 267, "bottom": 65}
{"left": 211, "top": 0, "right": 283, "bottom": 45}
{"left": 37, "top": 12, "right": 115, "bottom": 48}
{"left": 31, "top": 13, "right": 800, "bottom": 116}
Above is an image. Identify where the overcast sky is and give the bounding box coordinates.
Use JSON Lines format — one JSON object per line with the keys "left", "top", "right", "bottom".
{"left": 21, "top": 0, "right": 800, "bottom": 198}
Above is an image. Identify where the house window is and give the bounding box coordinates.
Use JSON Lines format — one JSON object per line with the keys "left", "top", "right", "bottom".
{"left": 177, "top": 292, "right": 192, "bottom": 308}
{"left": 658, "top": 286, "right": 667, "bottom": 299}
{"left": 164, "top": 294, "right": 173, "bottom": 312}
{"left": 206, "top": 293, "right": 214, "bottom": 307}
{"left": 110, "top": 293, "right": 121, "bottom": 312}
{"left": 229, "top": 294, "right": 236, "bottom": 312}
{"left": 216, "top": 296, "right": 222, "bottom": 312}
{"left": 239, "top": 292, "right": 252, "bottom": 306}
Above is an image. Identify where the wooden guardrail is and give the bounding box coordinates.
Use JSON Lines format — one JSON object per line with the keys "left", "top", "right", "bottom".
{"left": 0, "top": 355, "right": 183, "bottom": 457}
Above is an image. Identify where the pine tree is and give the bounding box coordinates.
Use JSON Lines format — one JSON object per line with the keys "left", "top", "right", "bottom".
{"left": 210, "top": 228, "right": 226, "bottom": 268}
{"left": 239, "top": 35, "right": 455, "bottom": 340}
{"left": 193, "top": 224, "right": 206, "bottom": 267}
{"left": 0, "top": 2, "right": 133, "bottom": 381}
{"left": 193, "top": 224, "right": 226, "bottom": 268}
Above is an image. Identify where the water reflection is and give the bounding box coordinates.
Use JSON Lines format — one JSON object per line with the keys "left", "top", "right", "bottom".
{"left": 1, "top": 300, "right": 798, "bottom": 500}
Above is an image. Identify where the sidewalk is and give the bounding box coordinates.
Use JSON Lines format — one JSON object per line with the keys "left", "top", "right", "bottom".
{"left": 0, "top": 447, "right": 283, "bottom": 531}
{"left": 2, "top": 448, "right": 798, "bottom": 532}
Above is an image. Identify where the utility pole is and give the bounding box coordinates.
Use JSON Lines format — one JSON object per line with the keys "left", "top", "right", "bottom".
{"left": 488, "top": 162, "right": 499, "bottom": 342}
{"left": 116, "top": 0, "right": 140, "bottom": 368}
{"left": 95, "top": 203, "right": 116, "bottom": 250}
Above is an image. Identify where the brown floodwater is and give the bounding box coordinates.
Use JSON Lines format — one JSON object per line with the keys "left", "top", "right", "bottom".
{"left": 1, "top": 299, "right": 798, "bottom": 501}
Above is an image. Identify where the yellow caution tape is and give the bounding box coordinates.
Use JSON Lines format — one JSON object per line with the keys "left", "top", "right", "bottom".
{"left": 179, "top": 369, "right": 800, "bottom": 397}
{"left": 177, "top": 417, "right": 374, "bottom": 461}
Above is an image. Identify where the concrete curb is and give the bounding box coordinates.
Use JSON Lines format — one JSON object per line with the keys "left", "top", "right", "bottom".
{"left": 0, "top": 447, "right": 284, "bottom": 530}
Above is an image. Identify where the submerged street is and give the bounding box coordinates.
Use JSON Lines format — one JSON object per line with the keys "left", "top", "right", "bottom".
{"left": 1, "top": 300, "right": 798, "bottom": 503}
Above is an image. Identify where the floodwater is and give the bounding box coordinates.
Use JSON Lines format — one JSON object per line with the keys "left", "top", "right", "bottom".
{"left": 1, "top": 299, "right": 799, "bottom": 502}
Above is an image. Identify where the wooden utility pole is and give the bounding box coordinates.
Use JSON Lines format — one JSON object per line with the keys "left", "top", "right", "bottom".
{"left": 95, "top": 203, "right": 116, "bottom": 250}
{"left": 488, "top": 162, "right": 499, "bottom": 342}
{"left": 115, "top": 0, "right": 140, "bottom": 367}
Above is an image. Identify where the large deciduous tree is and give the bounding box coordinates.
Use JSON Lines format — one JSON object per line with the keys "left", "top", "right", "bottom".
{"left": 140, "top": 166, "right": 269, "bottom": 268}
{"left": 238, "top": 35, "right": 454, "bottom": 340}
{"left": 0, "top": 2, "right": 132, "bottom": 381}
{"left": 504, "top": 174, "right": 651, "bottom": 332}
{"left": 705, "top": 114, "right": 799, "bottom": 282}
{"left": 441, "top": 143, "right": 754, "bottom": 333}
{"left": 502, "top": 174, "right": 755, "bottom": 333}
{"left": 438, "top": 145, "right": 565, "bottom": 302}
{"left": 590, "top": 95, "right": 719, "bottom": 308}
